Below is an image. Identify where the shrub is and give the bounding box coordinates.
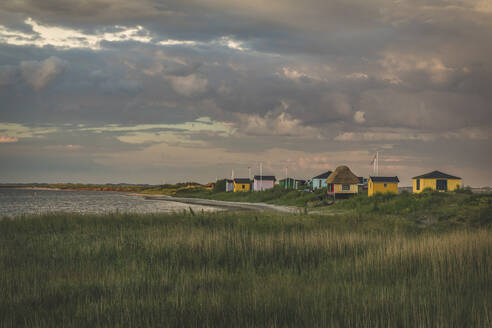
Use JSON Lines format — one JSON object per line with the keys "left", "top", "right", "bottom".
{"left": 213, "top": 179, "right": 226, "bottom": 192}
{"left": 455, "top": 186, "right": 473, "bottom": 194}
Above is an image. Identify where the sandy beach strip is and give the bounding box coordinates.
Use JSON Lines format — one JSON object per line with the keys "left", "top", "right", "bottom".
{"left": 127, "top": 193, "right": 298, "bottom": 213}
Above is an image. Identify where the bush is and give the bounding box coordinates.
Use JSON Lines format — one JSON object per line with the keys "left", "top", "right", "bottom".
{"left": 455, "top": 186, "right": 473, "bottom": 194}
{"left": 213, "top": 179, "right": 226, "bottom": 192}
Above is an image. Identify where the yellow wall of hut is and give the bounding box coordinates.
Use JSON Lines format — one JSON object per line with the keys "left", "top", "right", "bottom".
{"left": 233, "top": 182, "right": 251, "bottom": 192}
{"left": 412, "top": 178, "right": 461, "bottom": 193}
{"left": 368, "top": 180, "right": 398, "bottom": 197}
{"left": 332, "top": 183, "right": 358, "bottom": 194}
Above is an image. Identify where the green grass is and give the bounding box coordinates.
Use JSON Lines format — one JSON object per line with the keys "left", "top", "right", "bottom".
{"left": 175, "top": 185, "right": 327, "bottom": 206}
{"left": 329, "top": 190, "right": 492, "bottom": 229}
{"left": 36, "top": 182, "right": 206, "bottom": 194}
{"left": 1, "top": 209, "right": 491, "bottom": 327}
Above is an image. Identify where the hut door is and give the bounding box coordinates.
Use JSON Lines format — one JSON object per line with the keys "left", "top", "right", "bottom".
{"left": 436, "top": 180, "right": 447, "bottom": 191}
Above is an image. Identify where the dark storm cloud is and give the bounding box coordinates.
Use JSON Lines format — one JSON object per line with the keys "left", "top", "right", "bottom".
{"left": 0, "top": 0, "right": 491, "bottom": 185}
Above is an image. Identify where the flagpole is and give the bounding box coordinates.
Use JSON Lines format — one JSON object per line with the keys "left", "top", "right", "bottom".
{"left": 380, "top": 152, "right": 382, "bottom": 176}
{"left": 373, "top": 153, "right": 376, "bottom": 176}
{"left": 373, "top": 156, "right": 375, "bottom": 176}
{"left": 376, "top": 151, "right": 379, "bottom": 176}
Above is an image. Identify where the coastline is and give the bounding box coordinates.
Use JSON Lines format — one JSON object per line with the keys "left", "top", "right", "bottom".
{"left": 128, "top": 193, "right": 299, "bottom": 213}
{"left": 9, "top": 187, "right": 63, "bottom": 191}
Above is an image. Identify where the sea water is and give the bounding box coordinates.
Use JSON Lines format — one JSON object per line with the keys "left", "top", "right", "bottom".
{"left": 0, "top": 188, "right": 219, "bottom": 218}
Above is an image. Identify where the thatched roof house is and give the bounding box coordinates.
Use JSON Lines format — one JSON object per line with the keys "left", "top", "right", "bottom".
{"left": 326, "top": 165, "right": 359, "bottom": 195}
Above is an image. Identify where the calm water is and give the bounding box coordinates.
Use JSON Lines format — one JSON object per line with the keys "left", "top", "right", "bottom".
{"left": 0, "top": 188, "right": 220, "bottom": 218}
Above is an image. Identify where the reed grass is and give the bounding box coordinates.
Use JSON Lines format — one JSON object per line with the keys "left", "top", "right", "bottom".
{"left": 1, "top": 211, "right": 491, "bottom": 327}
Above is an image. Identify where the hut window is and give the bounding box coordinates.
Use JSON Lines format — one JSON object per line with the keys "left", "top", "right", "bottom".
{"left": 384, "top": 183, "right": 387, "bottom": 187}
{"left": 416, "top": 179, "right": 420, "bottom": 190}
{"left": 342, "top": 184, "right": 350, "bottom": 191}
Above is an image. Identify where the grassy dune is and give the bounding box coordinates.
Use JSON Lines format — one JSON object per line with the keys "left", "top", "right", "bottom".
{"left": 1, "top": 210, "right": 491, "bottom": 327}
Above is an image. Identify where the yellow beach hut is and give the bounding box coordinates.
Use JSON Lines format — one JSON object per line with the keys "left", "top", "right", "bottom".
{"left": 368, "top": 176, "right": 399, "bottom": 196}
{"left": 412, "top": 170, "right": 461, "bottom": 193}
{"left": 326, "top": 165, "right": 359, "bottom": 198}
{"left": 233, "top": 178, "right": 251, "bottom": 192}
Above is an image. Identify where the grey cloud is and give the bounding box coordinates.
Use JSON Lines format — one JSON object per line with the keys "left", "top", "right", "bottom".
{"left": 19, "top": 56, "right": 67, "bottom": 90}
{"left": 0, "top": 65, "right": 18, "bottom": 87}
{"left": 89, "top": 70, "right": 143, "bottom": 94}
{"left": 167, "top": 73, "right": 208, "bottom": 96}
{"left": 0, "top": 55, "right": 67, "bottom": 91}
{"left": 357, "top": 89, "right": 491, "bottom": 131}
{"left": 0, "top": 1, "right": 491, "bottom": 185}
{"left": 1, "top": 1, "right": 491, "bottom": 57}
{"left": 100, "top": 79, "right": 143, "bottom": 94}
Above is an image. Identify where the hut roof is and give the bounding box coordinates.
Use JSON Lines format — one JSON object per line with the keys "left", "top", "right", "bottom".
{"left": 280, "top": 178, "right": 306, "bottom": 183}
{"left": 370, "top": 176, "right": 400, "bottom": 183}
{"left": 234, "top": 178, "right": 251, "bottom": 184}
{"left": 326, "top": 166, "right": 360, "bottom": 184}
{"left": 412, "top": 170, "right": 461, "bottom": 180}
{"left": 312, "top": 170, "right": 332, "bottom": 179}
{"left": 254, "top": 175, "right": 276, "bottom": 181}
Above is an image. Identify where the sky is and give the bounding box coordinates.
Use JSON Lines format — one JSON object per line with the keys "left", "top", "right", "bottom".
{"left": 0, "top": 0, "right": 491, "bottom": 186}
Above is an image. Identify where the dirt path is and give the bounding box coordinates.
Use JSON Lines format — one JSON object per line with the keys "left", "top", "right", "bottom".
{"left": 127, "top": 194, "right": 299, "bottom": 213}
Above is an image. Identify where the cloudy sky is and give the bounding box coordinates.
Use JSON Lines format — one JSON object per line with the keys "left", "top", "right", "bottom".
{"left": 0, "top": 0, "right": 491, "bottom": 186}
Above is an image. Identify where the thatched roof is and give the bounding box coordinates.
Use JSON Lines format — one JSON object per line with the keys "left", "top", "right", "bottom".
{"left": 326, "top": 165, "right": 360, "bottom": 184}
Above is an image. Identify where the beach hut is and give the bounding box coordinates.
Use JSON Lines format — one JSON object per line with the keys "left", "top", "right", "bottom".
{"left": 233, "top": 178, "right": 251, "bottom": 192}
{"left": 368, "top": 176, "right": 399, "bottom": 196}
{"left": 279, "top": 178, "right": 306, "bottom": 189}
{"left": 412, "top": 170, "right": 461, "bottom": 193}
{"left": 326, "top": 166, "right": 359, "bottom": 197}
{"left": 253, "top": 175, "right": 276, "bottom": 191}
{"left": 358, "top": 177, "right": 368, "bottom": 192}
{"left": 225, "top": 179, "right": 234, "bottom": 192}
{"left": 311, "top": 170, "right": 332, "bottom": 189}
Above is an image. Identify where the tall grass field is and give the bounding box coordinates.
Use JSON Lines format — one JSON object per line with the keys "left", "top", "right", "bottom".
{"left": 1, "top": 194, "right": 491, "bottom": 327}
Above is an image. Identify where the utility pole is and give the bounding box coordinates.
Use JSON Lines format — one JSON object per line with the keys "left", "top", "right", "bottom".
{"left": 260, "top": 162, "right": 263, "bottom": 191}
{"left": 248, "top": 166, "right": 251, "bottom": 181}
{"left": 285, "top": 167, "right": 288, "bottom": 189}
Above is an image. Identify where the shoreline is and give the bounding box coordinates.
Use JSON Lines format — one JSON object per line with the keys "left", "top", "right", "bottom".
{"left": 8, "top": 187, "right": 63, "bottom": 191}
{"left": 128, "top": 193, "right": 299, "bottom": 213}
